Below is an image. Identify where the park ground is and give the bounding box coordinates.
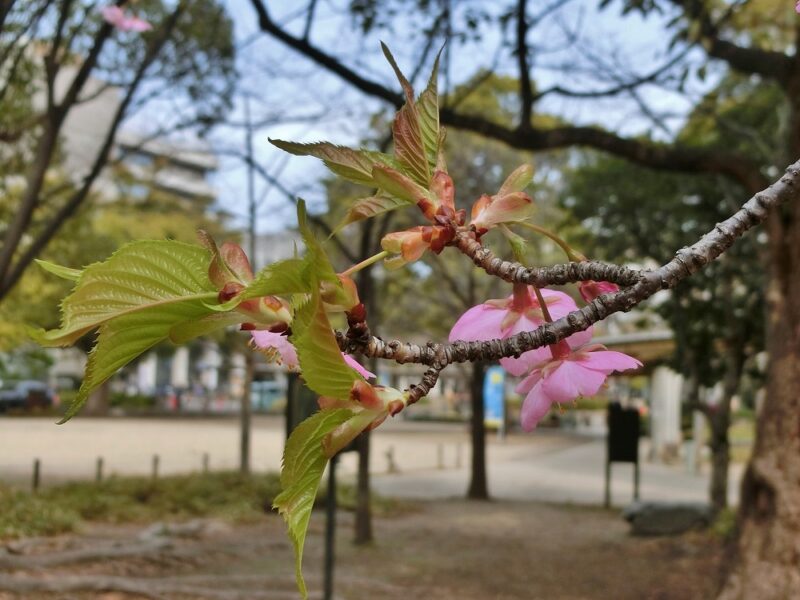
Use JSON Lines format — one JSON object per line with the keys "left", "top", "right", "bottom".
{"left": 0, "top": 416, "right": 738, "bottom": 598}
{"left": 0, "top": 498, "right": 724, "bottom": 599}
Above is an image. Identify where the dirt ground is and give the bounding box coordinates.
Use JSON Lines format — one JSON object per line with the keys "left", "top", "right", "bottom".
{"left": 0, "top": 499, "right": 723, "bottom": 600}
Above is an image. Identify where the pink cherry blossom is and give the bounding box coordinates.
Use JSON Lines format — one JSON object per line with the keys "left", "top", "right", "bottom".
{"left": 796, "top": 0, "right": 800, "bottom": 14}
{"left": 578, "top": 280, "right": 619, "bottom": 302}
{"left": 343, "top": 354, "right": 376, "bottom": 379}
{"left": 516, "top": 343, "right": 641, "bottom": 431}
{"left": 251, "top": 330, "right": 299, "bottom": 370}
{"left": 101, "top": 5, "right": 152, "bottom": 32}
{"left": 250, "top": 331, "right": 375, "bottom": 379}
{"left": 449, "top": 284, "right": 592, "bottom": 376}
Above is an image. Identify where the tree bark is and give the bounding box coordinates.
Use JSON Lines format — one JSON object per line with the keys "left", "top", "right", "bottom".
{"left": 353, "top": 219, "right": 377, "bottom": 545}
{"left": 353, "top": 430, "right": 373, "bottom": 544}
{"left": 708, "top": 410, "right": 731, "bottom": 514}
{"left": 467, "top": 362, "right": 489, "bottom": 500}
{"left": 718, "top": 78, "right": 800, "bottom": 599}
{"left": 83, "top": 380, "right": 110, "bottom": 416}
{"left": 719, "top": 258, "right": 800, "bottom": 596}
{"left": 239, "top": 353, "right": 253, "bottom": 474}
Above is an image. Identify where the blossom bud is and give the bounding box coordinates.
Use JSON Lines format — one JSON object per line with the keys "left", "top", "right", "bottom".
{"left": 321, "top": 274, "right": 360, "bottom": 312}
{"left": 470, "top": 191, "right": 534, "bottom": 235}
{"left": 578, "top": 280, "right": 619, "bottom": 302}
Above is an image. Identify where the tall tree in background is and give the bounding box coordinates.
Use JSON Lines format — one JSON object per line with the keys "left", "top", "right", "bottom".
{"left": 565, "top": 156, "right": 764, "bottom": 512}
{"left": 248, "top": 1, "right": 800, "bottom": 592}
{"left": 0, "top": 0, "right": 235, "bottom": 300}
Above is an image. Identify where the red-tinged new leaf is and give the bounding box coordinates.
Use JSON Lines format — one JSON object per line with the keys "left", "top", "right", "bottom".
{"left": 371, "top": 164, "right": 432, "bottom": 204}
{"left": 268, "top": 139, "right": 398, "bottom": 187}
{"left": 417, "top": 48, "right": 442, "bottom": 169}
{"left": 333, "top": 195, "right": 410, "bottom": 233}
{"left": 381, "top": 43, "right": 431, "bottom": 185}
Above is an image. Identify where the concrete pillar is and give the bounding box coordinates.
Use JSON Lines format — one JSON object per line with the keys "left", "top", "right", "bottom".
{"left": 170, "top": 347, "right": 190, "bottom": 388}
{"left": 200, "top": 343, "right": 221, "bottom": 391}
{"left": 137, "top": 353, "right": 157, "bottom": 395}
{"left": 650, "top": 366, "right": 683, "bottom": 462}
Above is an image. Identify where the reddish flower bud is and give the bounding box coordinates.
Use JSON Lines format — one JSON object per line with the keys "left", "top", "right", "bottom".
{"left": 321, "top": 274, "right": 360, "bottom": 312}
{"left": 470, "top": 191, "right": 534, "bottom": 234}
{"left": 218, "top": 282, "right": 245, "bottom": 303}
{"left": 431, "top": 170, "right": 455, "bottom": 212}
{"left": 578, "top": 280, "right": 620, "bottom": 302}
{"left": 347, "top": 302, "right": 367, "bottom": 325}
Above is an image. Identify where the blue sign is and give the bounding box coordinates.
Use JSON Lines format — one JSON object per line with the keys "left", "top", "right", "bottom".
{"left": 483, "top": 365, "right": 506, "bottom": 429}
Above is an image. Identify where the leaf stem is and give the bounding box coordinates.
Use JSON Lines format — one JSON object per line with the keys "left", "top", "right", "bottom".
{"left": 516, "top": 222, "right": 586, "bottom": 262}
{"left": 341, "top": 250, "right": 389, "bottom": 276}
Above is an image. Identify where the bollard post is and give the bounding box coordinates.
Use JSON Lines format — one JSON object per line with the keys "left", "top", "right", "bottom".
{"left": 455, "top": 443, "right": 462, "bottom": 469}
{"left": 32, "top": 458, "right": 41, "bottom": 493}
{"left": 437, "top": 444, "right": 444, "bottom": 469}
{"left": 202, "top": 453, "right": 210, "bottom": 473}
{"left": 151, "top": 454, "right": 159, "bottom": 479}
{"left": 323, "top": 455, "right": 338, "bottom": 600}
{"left": 385, "top": 446, "right": 398, "bottom": 474}
{"left": 96, "top": 457, "right": 104, "bottom": 483}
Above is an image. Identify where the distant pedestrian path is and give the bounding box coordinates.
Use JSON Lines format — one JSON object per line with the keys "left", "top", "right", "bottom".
{"left": 0, "top": 416, "right": 740, "bottom": 507}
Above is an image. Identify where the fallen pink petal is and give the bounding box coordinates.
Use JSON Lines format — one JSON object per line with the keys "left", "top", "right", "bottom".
{"left": 101, "top": 5, "right": 152, "bottom": 32}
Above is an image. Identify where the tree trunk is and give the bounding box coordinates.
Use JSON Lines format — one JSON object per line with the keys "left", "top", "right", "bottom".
{"left": 353, "top": 430, "right": 373, "bottom": 544}
{"left": 719, "top": 219, "right": 800, "bottom": 596}
{"left": 353, "top": 218, "right": 377, "bottom": 545}
{"left": 467, "top": 362, "right": 489, "bottom": 500}
{"left": 84, "top": 381, "right": 110, "bottom": 415}
{"left": 239, "top": 353, "right": 253, "bottom": 474}
{"left": 708, "top": 411, "right": 730, "bottom": 514}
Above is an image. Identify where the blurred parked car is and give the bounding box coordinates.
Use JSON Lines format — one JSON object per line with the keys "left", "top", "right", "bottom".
{"left": 0, "top": 380, "right": 57, "bottom": 412}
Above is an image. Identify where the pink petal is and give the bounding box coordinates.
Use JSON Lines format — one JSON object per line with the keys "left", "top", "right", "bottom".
{"left": 343, "top": 354, "right": 375, "bottom": 379}
{"left": 515, "top": 368, "right": 544, "bottom": 395}
{"left": 520, "top": 380, "right": 553, "bottom": 431}
{"left": 448, "top": 303, "right": 507, "bottom": 343}
{"left": 578, "top": 350, "right": 642, "bottom": 374}
{"left": 541, "top": 362, "right": 607, "bottom": 404}
{"left": 565, "top": 327, "right": 594, "bottom": 349}
{"left": 101, "top": 5, "right": 152, "bottom": 32}
{"left": 500, "top": 348, "right": 550, "bottom": 377}
{"left": 539, "top": 289, "right": 579, "bottom": 318}
{"left": 250, "top": 330, "right": 299, "bottom": 370}
{"left": 101, "top": 6, "right": 124, "bottom": 25}
{"left": 123, "top": 16, "right": 152, "bottom": 32}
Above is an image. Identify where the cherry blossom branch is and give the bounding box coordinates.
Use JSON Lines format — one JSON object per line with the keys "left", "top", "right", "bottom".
{"left": 407, "top": 366, "right": 444, "bottom": 405}
{"left": 339, "top": 159, "right": 800, "bottom": 368}
{"left": 451, "top": 231, "right": 642, "bottom": 287}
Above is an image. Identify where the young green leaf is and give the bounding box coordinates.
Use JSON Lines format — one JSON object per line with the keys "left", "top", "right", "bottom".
{"left": 372, "top": 164, "right": 432, "bottom": 204}
{"left": 60, "top": 298, "right": 217, "bottom": 422}
{"left": 34, "top": 259, "right": 82, "bottom": 282}
{"left": 268, "top": 139, "right": 398, "bottom": 187}
{"left": 417, "top": 48, "right": 442, "bottom": 169}
{"left": 498, "top": 164, "right": 534, "bottom": 196}
{"left": 274, "top": 408, "right": 354, "bottom": 599}
{"left": 333, "top": 195, "right": 411, "bottom": 233}
{"left": 31, "top": 240, "right": 221, "bottom": 421}
{"left": 290, "top": 291, "right": 362, "bottom": 401}
{"left": 33, "top": 240, "right": 216, "bottom": 347}
{"left": 381, "top": 43, "right": 431, "bottom": 186}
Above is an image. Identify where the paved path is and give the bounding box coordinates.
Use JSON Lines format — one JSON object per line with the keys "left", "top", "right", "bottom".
{"left": 0, "top": 415, "right": 741, "bottom": 507}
